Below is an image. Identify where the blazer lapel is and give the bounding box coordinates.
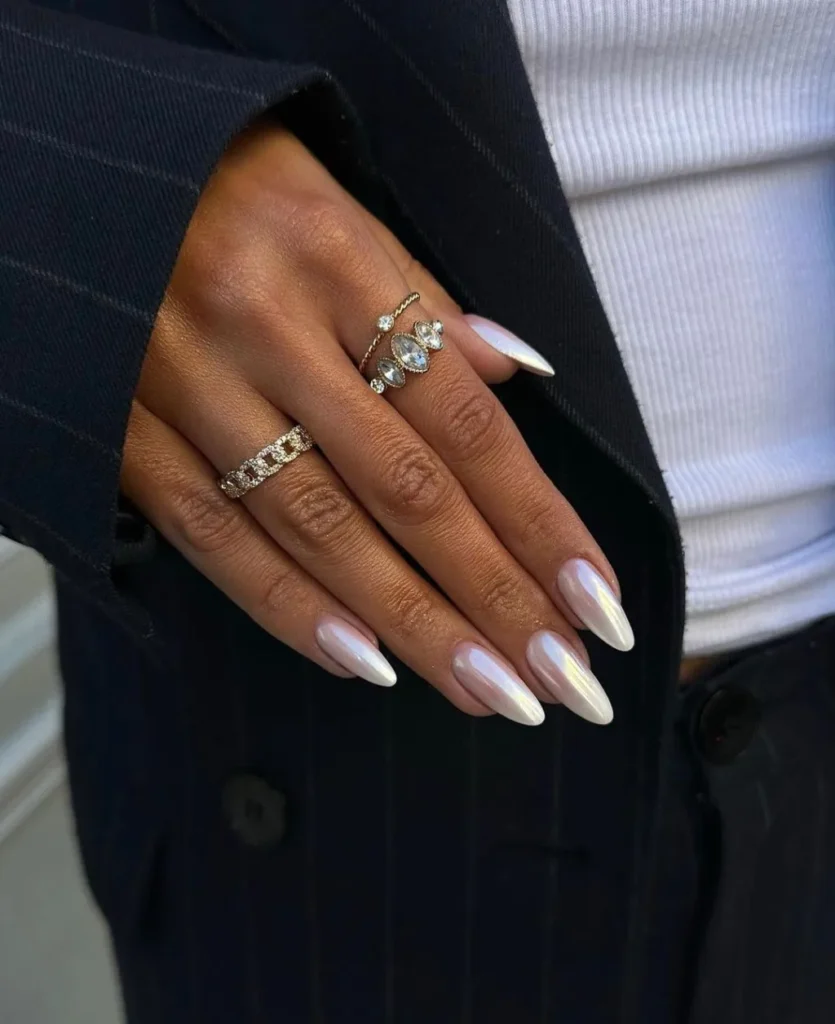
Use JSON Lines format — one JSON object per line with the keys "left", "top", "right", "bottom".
{"left": 187, "top": 0, "right": 675, "bottom": 522}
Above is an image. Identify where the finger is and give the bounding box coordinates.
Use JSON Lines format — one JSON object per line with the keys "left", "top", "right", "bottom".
{"left": 251, "top": 318, "right": 611, "bottom": 720}
{"left": 140, "top": 380, "right": 547, "bottom": 723}
{"left": 348, "top": 200, "right": 553, "bottom": 383}
{"left": 290, "top": 215, "right": 632, "bottom": 665}
{"left": 121, "top": 401, "right": 398, "bottom": 688}
{"left": 357, "top": 296, "right": 633, "bottom": 652}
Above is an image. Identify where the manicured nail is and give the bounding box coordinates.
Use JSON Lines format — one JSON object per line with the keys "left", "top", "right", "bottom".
{"left": 464, "top": 315, "right": 555, "bottom": 376}
{"left": 452, "top": 642, "right": 545, "bottom": 726}
{"left": 315, "top": 616, "right": 397, "bottom": 687}
{"left": 557, "top": 559, "right": 634, "bottom": 652}
{"left": 527, "top": 631, "right": 613, "bottom": 725}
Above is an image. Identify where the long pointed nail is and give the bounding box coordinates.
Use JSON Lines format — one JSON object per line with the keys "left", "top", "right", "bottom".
{"left": 464, "top": 315, "right": 555, "bottom": 376}
{"left": 315, "top": 616, "right": 397, "bottom": 687}
{"left": 527, "top": 631, "right": 613, "bottom": 725}
{"left": 557, "top": 559, "right": 635, "bottom": 652}
{"left": 452, "top": 642, "right": 545, "bottom": 726}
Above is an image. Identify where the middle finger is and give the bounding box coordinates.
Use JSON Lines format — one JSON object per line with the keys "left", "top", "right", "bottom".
{"left": 267, "top": 321, "right": 611, "bottom": 718}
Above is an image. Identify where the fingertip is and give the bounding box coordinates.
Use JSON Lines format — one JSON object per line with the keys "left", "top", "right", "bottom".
{"left": 452, "top": 315, "right": 521, "bottom": 383}
{"left": 462, "top": 314, "right": 555, "bottom": 378}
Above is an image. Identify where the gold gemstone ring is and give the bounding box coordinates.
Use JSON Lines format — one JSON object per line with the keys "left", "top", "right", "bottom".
{"left": 369, "top": 318, "right": 445, "bottom": 394}
{"left": 358, "top": 292, "right": 421, "bottom": 375}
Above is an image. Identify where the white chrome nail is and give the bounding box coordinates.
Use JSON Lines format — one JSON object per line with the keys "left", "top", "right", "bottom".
{"left": 464, "top": 314, "right": 555, "bottom": 376}
{"left": 315, "top": 616, "right": 397, "bottom": 687}
{"left": 451, "top": 642, "right": 545, "bottom": 726}
{"left": 527, "top": 631, "right": 613, "bottom": 725}
{"left": 557, "top": 559, "right": 635, "bottom": 652}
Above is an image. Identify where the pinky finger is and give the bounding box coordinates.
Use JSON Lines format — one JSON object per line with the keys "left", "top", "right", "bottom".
{"left": 121, "top": 401, "right": 397, "bottom": 688}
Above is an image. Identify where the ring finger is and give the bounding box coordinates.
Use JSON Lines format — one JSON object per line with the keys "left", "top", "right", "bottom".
{"left": 144, "top": 376, "right": 552, "bottom": 723}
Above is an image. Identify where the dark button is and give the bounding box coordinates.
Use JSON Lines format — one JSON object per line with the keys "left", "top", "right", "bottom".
{"left": 222, "top": 775, "right": 287, "bottom": 849}
{"left": 696, "top": 685, "right": 761, "bottom": 765}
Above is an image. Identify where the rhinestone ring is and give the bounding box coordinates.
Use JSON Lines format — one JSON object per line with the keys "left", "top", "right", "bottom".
{"left": 369, "top": 318, "right": 445, "bottom": 394}
{"left": 358, "top": 291, "right": 421, "bottom": 375}
{"left": 218, "top": 425, "right": 315, "bottom": 500}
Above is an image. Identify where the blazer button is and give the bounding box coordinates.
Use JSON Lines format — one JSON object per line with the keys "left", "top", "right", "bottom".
{"left": 222, "top": 774, "right": 287, "bottom": 849}
{"left": 696, "top": 686, "right": 761, "bottom": 765}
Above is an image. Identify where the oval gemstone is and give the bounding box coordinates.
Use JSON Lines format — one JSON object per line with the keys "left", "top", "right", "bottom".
{"left": 392, "top": 333, "right": 430, "bottom": 372}
{"left": 415, "top": 321, "right": 443, "bottom": 350}
{"left": 377, "top": 358, "right": 405, "bottom": 387}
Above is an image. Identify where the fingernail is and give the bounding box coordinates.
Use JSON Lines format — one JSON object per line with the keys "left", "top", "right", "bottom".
{"left": 527, "top": 631, "right": 613, "bottom": 725}
{"left": 464, "top": 315, "right": 555, "bottom": 376}
{"left": 451, "top": 642, "right": 545, "bottom": 726}
{"left": 315, "top": 615, "right": 397, "bottom": 687}
{"left": 557, "top": 559, "right": 635, "bottom": 652}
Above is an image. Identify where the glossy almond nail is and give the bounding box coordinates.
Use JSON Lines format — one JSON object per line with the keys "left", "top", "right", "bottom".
{"left": 557, "top": 559, "right": 635, "bottom": 652}
{"left": 315, "top": 615, "right": 397, "bottom": 687}
{"left": 464, "top": 315, "right": 555, "bottom": 376}
{"left": 452, "top": 642, "right": 545, "bottom": 726}
{"left": 527, "top": 630, "right": 613, "bottom": 725}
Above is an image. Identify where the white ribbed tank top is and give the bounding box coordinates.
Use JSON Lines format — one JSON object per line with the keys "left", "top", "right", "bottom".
{"left": 507, "top": 0, "right": 835, "bottom": 655}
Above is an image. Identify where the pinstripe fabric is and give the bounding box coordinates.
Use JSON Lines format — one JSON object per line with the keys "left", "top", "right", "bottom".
{"left": 13, "top": 3, "right": 835, "bottom": 1024}
{"left": 0, "top": 0, "right": 335, "bottom": 628}
{"left": 383, "top": 697, "right": 395, "bottom": 1023}
{"left": 674, "top": 618, "right": 835, "bottom": 1024}
{"left": 460, "top": 720, "right": 478, "bottom": 1024}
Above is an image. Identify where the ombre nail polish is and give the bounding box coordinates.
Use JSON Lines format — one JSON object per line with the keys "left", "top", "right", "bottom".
{"left": 315, "top": 615, "right": 397, "bottom": 687}
{"left": 527, "top": 630, "right": 613, "bottom": 725}
{"left": 464, "top": 315, "right": 555, "bottom": 376}
{"left": 557, "top": 559, "right": 635, "bottom": 652}
{"left": 451, "top": 642, "right": 545, "bottom": 726}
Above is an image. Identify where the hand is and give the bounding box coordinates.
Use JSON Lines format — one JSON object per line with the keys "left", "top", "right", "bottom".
{"left": 122, "top": 123, "right": 633, "bottom": 727}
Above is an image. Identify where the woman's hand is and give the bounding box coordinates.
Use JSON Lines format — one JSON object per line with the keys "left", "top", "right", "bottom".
{"left": 121, "top": 123, "right": 633, "bottom": 727}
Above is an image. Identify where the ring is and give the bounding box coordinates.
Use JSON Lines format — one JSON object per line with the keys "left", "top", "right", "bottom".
{"left": 358, "top": 291, "right": 420, "bottom": 375}
{"left": 368, "top": 317, "right": 445, "bottom": 394}
{"left": 218, "top": 425, "right": 315, "bottom": 499}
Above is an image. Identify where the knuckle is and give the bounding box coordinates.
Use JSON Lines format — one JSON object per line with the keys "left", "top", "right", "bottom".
{"left": 378, "top": 444, "right": 451, "bottom": 525}
{"left": 518, "top": 498, "right": 558, "bottom": 551}
{"left": 188, "top": 235, "right": 274, "bottom": 327}
{"left": 477, "top": 566, "right": 526, "bottom": 616}
{"left": 169, "top": 481, "right": 244, "bottom": 555}
{"left": 386, "top": 587, "right": 437, "bottom": 642}
{"left": 279, "top": 479, "right": 356, "bottom": 550}
{"left": 440, "top": 383, "right": 501, "bottom": 463}
{"left": 257, "top": 564, "right": 301, "bottom": 619}
{"left": 290, "top": 196, "right": 366, "bottom": 269}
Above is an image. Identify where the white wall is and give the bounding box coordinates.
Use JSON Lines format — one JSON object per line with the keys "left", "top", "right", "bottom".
{"left": 0, "top": 539, "right": 123, "bottom": 1023}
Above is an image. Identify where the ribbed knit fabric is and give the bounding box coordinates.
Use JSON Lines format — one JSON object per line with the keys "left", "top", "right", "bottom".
{"left": 508, "top": 0, "right": 835, "bottom": 654}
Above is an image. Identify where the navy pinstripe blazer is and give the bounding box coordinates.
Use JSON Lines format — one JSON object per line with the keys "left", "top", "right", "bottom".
{"left": 0, "top": 1, "right": 686, "bottom": 1021}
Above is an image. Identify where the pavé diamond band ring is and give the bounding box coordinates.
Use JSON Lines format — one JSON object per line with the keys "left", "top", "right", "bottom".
{"left": 218, "top": 424, "right": 315, "bottom": 499}
{"left": 359, "top": 292, "right": 445, "bottom": 394}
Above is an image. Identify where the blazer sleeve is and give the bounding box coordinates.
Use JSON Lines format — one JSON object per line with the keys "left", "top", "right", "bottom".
{"left": 0, "top": 2, "right": 353, "bottom": 632}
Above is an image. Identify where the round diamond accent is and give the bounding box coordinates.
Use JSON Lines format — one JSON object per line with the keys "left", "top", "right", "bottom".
{"left": 377, "top": 358, "right": 406, "bottom": 388}
{"left": 370, "top": 377, "right": 386, "bottom": 394}
{"left": 392, "top": 333, "right": 430, "bottom": 372}
{"left": 377, "top": 314, "right": 395, "bottom": 332}
{"left": 414, "top": 321, "right": 444, "bottom": 351}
